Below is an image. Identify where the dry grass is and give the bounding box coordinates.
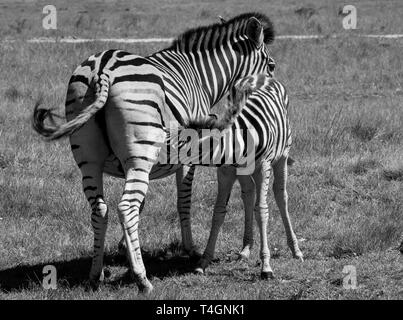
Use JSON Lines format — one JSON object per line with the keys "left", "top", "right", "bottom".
{"left": 1, "top": 0, "right": 403, "bottom": 39}
{"left": 0, "top": 0, "right": 402, "bottom": 300}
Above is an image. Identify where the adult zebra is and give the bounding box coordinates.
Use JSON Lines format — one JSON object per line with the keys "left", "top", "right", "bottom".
{"left": 180, "top": 74, "right": 304, "bottom": 279}
{"left": 33, "top": 13, "right": 276, "bottom": 293}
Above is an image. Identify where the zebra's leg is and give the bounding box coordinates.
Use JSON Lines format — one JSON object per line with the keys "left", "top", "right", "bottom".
{"left": 176, "top": 165, "right": 199, "bottom": 256}
{"left": 253, "top": 161, "right": 274, "bottom": 279}
{"left": 69, "top": 132, "right": 110, "bottom": 287}
{"left": 272, "top": 155, "right": 303, "bottom": 261}
{"left": 117, "top": 199, "right": 145, "bottom": 256}
{"left": 195, "top": 166, "right": 236, "bottom": 273}
{"left": 66, "top": 85, "right": 111, "bottom": 287}
{"left": 81, "top": 165, "right": 109, "bottom": 287}
{"left": 119, "top": 164, "right": 198, "bottom": 258}
{"left": 237, "top": 175, "right": 256, "bottom": 260}
{"left": 118, "top": 157, "right": 154, "bottom": 294}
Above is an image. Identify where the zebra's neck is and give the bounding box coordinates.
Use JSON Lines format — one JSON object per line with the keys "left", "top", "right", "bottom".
{"left": 148, "top": 38, "right": 254, "bottom": 122}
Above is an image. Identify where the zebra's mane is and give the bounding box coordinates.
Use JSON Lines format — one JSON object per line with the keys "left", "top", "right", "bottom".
{"left": 168, "top": 12, "right": 274, "bottom": 51}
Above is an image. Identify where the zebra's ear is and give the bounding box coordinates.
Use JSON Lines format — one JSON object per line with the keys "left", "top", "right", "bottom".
{"left": 218, "top": 15, "right": 226, "bottom": 24}
{"left": 246, "top": 17, "right": 264, "bottom": 47}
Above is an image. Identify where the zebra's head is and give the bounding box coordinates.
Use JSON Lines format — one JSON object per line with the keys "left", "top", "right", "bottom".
{"left": 238, "top": 15, "right": 276, "bottom": 78}
{"left": 168, "top": 12, "right": 276, "bottom": 106}
{"left": 218, "top": 14, "right": 275, "bottom": 77}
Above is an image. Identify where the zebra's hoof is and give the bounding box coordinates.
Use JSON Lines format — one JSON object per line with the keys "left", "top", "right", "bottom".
{"left": 239, "top": 246, "right": 251, "bottom": 261}
{"left": 181, "top": 248, "right": 202, "bottom": 261}
{"left": 194, "top": 267, "right": 205, "bottom": 275}
{"left": 89, "top": 279, "right": 102, "bottom": 291}
{"left": 90, "top": 271, "right": 105, "bottom": 291}
{"left": 293, "top": 250, "right": 304, "bottom": 262}
{"left": 195, "top": 257, "right": 209, "bottom": 274}
{"left": 104, "top": 267, "right": 112, "bottom": 278}
{"left": 89, "top": 269, "right": 105, "bottom": 287}
{"left": 261, "top": 271, "right": 274, "bottom": 280}
{"left": 138, "top": 281, "right": 154, "bottom": 295}
{"left": 134, "top": 272, "right": 153, "bottom": 295}
{"left": 189, "top": 249, "right": 203, "bottom": 260}
{"left": 237, "top": 252, "right": 250, "bottom": 262}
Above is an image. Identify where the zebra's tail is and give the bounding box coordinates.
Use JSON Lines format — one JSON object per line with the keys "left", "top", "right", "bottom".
{"left": 32, "top": 73, "right": 110, "bottom": 140}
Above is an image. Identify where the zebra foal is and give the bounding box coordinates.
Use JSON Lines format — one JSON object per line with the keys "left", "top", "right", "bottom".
{"left": 180, "top": 74, "right": 304, "bottom": 279}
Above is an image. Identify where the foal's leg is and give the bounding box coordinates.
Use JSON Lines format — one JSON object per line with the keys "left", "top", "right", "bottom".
{"left": 195, "top": 166, "right": 236, "bottom": 273}
{"left": 176, "top": 165, "right": 199, "bottom": 256}
{"left": 272, "top": 155, "right": 303, "bottom": 261}
{"left": 237, "top": 174, "right": 256, "bottom": 260}
{"left": 253, "top": 162, "right": 274, "bottom": 279}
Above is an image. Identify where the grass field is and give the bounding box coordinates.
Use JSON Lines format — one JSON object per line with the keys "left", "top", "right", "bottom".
{"left": 0, "top": 0, "right": 402, "bottom": 300}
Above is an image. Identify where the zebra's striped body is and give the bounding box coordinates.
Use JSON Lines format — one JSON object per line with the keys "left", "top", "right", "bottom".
{"left": 33, "top": 13, "right": 276, "bottom": 293}
{"left": 179, "top": 76, "right": 292, "bottom": 170}
{"left": 183, "top": 74, "right": 304, "bottom": 278}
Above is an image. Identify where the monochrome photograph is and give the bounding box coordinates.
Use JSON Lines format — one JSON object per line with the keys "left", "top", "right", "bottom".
{"left": 0, "top": 0, "right": 402, "bottom": 306}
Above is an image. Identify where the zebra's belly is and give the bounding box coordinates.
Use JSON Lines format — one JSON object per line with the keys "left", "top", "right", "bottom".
{"left": 149, "top": 164, "right": 182, "bottom": 180}
{"left": 103, "top": 153, "right": 181, "bottom": 180}
{"left": 103, "top": 154, "right": 125, "bottom": 178}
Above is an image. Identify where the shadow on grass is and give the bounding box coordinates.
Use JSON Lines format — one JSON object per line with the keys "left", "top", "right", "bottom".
{"left": 0, "top": 244, "right": 199, "bottom": 292}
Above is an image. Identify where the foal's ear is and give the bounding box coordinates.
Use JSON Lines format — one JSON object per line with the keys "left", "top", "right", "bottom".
{"left": 218, "top": 15, "right": 226, "bottom": 24}
{"left": 246, "top": 17, "right": 264, "bottom": 47}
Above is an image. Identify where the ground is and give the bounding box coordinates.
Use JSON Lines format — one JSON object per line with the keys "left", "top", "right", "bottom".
{"left": 0, "top": 0, "right": 402, "bottom": 300}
